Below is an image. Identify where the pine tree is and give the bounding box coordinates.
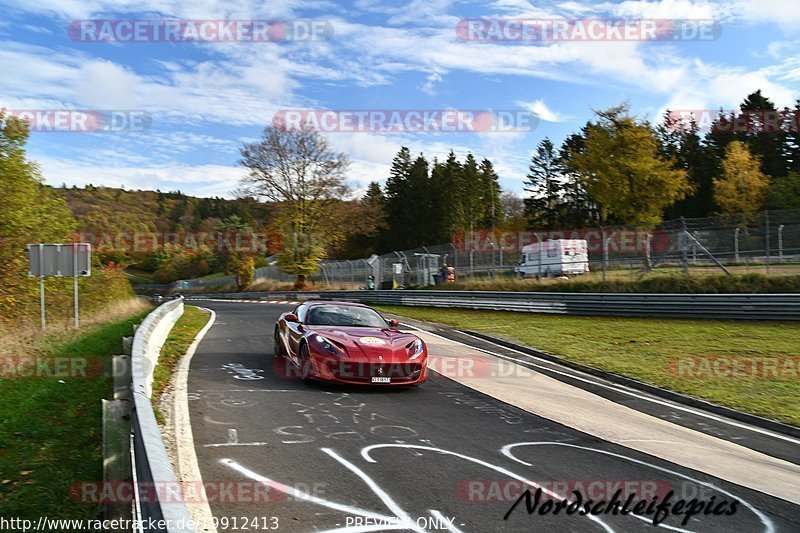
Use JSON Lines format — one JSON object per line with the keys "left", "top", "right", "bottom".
{"left": 383, "top": 147, "right": 414, "bottom": 250}
{"left": 706, "top": 108, "right": 739, "bottom": 162}
{"left": 479, "top": 158, "right": 501, "bottom": 229}
{"left": 363, "top": 181, "right": 384, "bottom": 207}
{"left": 461, "top": 153, "right": 483, "bottom": 233}
{"left": 784, "top": 100, "right": 800, "bottom": 174}
{"left": 407, "top": 154, "right": 432, "bottom": 246}
{"left": 558, "top": 131, "right": 598, "bottom": 228}
{"left": 383, "top": 149, "right": 436, "bottom": 249}
{"left": 657, "top": 111, "right": 718, "bottom": 218}
{"left": 439, "top": 151, "right": 466, "bottom": 239}
{"left": 739, "top": 90, "right": 786, "bottom": 179}
{"left": 524, "top": 138, "right": 563, "bottom": 228}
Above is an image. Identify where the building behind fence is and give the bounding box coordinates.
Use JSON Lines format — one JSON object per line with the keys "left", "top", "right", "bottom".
{"left": 149, "top": 209, "right": 800, "bottom": 291}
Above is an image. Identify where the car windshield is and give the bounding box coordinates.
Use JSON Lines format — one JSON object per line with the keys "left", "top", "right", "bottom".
{"left": 306, "top": 305, "right": 387, "bottom": 327}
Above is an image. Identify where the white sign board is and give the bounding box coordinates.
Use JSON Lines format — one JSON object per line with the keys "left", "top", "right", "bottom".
{"left": 27, "top": 243, "right": 91, "bottom": 277}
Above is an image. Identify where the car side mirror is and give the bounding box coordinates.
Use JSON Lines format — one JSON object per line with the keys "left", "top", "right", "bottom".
{"left": 387, "top": 319, "right": 399, "bottom": 327}
{"left": 285, "top": 313, "right": 299, "bottom": 323}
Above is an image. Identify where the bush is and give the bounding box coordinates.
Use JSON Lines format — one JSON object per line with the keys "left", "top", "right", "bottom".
{"left": 234, "top": 255, "right": 255, "bottom": 290}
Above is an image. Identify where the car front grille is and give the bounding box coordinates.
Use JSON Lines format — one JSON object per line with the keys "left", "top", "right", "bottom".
{"left": 325, "top": 361, "right": 423, "bottom": 382}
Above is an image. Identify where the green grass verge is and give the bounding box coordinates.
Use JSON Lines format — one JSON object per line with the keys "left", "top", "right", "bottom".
{"left": 151, "top": 306, "right": 211, "bottom": 424}
{"left": 375, "top": 305, "right": 800, "bottom": 427}
{"left": 0, "top": 309, "right": 150, "bottom": 520}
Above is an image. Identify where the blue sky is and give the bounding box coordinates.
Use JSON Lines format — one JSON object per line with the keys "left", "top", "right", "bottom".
{"left": 1, "top": 0, "right": 799, "bottom": 199}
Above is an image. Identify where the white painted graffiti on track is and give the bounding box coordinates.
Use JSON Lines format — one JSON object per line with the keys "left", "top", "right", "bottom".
{"left": 216, "top": 439, "right": 773, "bottom": 532}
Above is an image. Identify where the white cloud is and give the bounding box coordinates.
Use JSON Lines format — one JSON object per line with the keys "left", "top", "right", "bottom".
{"left": 4, "top": 0, "right": 800, "bottom": 201}
{"left": 574, "top": 0, "right": 800, "bottom": 32}
{"left": 36, "top": 155, "right": 243, "bottom": 197}
{"left": 420, "top": 71, "right": 443, "bottom": 95}
{"left": 1, "top": 0, "right": 332, "bottom": 20}
{"left": 723, "top": 0, "right": 800, "bottom": 30}
{"left": 517, "top": 99, "right": 568, "bottom": 122}
{"left": 0, "top": 41, "right": 297, "bottom": 125}
{"left": 591, "top": 0, "right": 718, "bottom": 20}
{"left": 655, "top": 60, "right": 799, "bottom": 119}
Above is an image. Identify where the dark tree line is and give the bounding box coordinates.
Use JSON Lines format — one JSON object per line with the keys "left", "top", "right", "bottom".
{"left": 524, "top": 91, "right": 800, "bottom": 230}
{"left": 350, "top": 148, "right": 502, "bottom": 252}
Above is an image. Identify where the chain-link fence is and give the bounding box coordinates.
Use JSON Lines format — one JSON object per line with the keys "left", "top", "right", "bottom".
{"left": 167, "top": 209, "right": 800, "bottom": 290}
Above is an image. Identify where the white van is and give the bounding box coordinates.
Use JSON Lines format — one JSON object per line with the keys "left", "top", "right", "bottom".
{"left": 514, "top": 239, "right": 590, "bottom": 278}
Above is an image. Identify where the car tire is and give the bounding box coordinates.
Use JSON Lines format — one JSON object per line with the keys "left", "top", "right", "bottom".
{"left": 273, "top": 327, "right": 284, "bottom": 358}
{"left": 299, "top": 342, "right": 312, "bottom": 382}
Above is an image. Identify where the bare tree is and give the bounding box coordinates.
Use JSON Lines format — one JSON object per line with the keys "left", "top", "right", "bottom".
{"left": 239, "top": 123, "right": 350, "bottom": 288}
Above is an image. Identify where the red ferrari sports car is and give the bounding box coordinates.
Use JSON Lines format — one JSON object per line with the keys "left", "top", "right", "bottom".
{"left": 274, "top": 301, "right": 428, "bottom": 386}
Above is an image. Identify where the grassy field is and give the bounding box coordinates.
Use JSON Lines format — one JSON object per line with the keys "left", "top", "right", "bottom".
{"left": 376, "top": 306, "right": 800, "bottom": 426}
{"left": 429, "top": 272, "right": 800, "bottom": 293}
{"left": 0, "top": 308, "right": 151, "bottom": 520}
{"left": 151, "top": 306, "right": 211, "bottom": 423}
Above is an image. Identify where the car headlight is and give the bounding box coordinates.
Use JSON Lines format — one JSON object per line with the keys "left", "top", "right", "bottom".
{"left": 408, "top": 338, "right": 424, "bottom": 360}
{"left": 315, "top": 335, "right": 348, "bottom": 358}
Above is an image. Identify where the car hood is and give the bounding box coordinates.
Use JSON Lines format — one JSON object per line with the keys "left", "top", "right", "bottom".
{"left": 308, "top": 326, "right": 421, "bottom": 360}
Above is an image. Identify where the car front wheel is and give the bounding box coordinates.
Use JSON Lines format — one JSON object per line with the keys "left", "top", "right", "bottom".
{"left": 299, "top": 343, "right": 312, "bottom": 382}
{"left": 273, "top": 327, "right": 284, "bottom": 358}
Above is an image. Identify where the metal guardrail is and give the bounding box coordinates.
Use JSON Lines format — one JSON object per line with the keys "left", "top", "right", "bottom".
{"left": 131, "top": 297, "right": 194, "bottom": 532}
{"left": 187, "top": 290, "right": 800, "bottom": 320}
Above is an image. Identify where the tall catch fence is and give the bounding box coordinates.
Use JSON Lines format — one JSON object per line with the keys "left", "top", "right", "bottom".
{"left": 156, "top": 209, "right": 800, "bottom": 291}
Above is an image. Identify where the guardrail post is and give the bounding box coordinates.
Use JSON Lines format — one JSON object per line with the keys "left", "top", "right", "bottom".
{"left": 113, "top": 355, "right": 132, "bottom": 401}
{"left": 122, "top": 336, "right": 133, "bottom": 356}
{"left": 103, "top": 399, "right": 132, "bottom": 528}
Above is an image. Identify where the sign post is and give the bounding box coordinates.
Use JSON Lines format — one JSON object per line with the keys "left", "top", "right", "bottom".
{"left": 28, "top": 243, "right": 91, "bottom": 330}
{"left": 74, "top": 244, "right": 80, "bottom": 328}
{"left": 39, "top": 244, "right": 45, "bottom": 330}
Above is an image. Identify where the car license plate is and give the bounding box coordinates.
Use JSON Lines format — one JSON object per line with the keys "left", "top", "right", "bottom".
{"left": 371, "top": 377, "right": 391, "bottom": 383}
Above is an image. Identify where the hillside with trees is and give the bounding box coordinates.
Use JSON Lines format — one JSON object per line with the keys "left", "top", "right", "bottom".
{"left": 8, "top": 89, "right": 800, "bottom": 295}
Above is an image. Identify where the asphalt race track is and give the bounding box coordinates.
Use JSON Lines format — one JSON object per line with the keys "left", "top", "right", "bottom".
{"left": 186, "top": 300, "right": 800, "bottom": 532}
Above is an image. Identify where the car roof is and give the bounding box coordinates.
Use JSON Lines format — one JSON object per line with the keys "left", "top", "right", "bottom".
{"left": 304, "top": 300, "right": 370, "bottom": 308}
